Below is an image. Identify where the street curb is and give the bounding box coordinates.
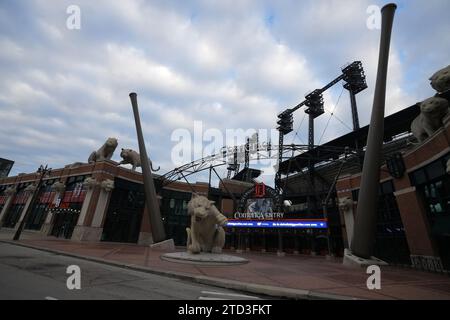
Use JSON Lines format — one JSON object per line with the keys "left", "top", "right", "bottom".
{"left": 0, "top": 240, "right": 359, "bottom": 300}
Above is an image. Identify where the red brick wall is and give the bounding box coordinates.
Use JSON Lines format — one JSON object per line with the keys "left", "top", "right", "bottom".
{"left": 221, "top": 199, "right": 234, "bottom": 216}
{"left": 336, "top": 121, "right": 450, "bottom": 258}
{"left": 394, "top": 188, "right": 437, "bottom": 256}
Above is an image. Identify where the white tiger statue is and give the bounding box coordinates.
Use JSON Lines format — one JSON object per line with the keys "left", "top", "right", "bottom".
{"left": 88, "top": 137, "right": 118, "bottom": 163}
{"left": 119, "top": 148, "right": 160, "bottom": 172}
{"left": 430, "top": 65, "right": 450, "bottom": 93}
{"left": 186, "top": 194, "right": 228, "bottom": 254}
{"left": 411, "top": 97, "right": 449, "bottom": 143}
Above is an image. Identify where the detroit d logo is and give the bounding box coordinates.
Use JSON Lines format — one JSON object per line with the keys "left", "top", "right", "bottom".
{"left": 254, "top": 183, "right": 266, "bottom": 198}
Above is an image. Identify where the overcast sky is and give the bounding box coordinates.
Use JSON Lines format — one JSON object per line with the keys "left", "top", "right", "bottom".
{"left": 0, "top": 0, "right": 449, "bottom": 186}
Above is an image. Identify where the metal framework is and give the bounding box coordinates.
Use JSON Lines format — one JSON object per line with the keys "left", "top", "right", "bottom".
{"left": 274, "top": 61, "right": 367, "bottom": 209}
{"left": 226, "top": 146, "right": 239, "bottom": 179}
{"left": 158, "top": 61, "right": 368, "bottom": 211}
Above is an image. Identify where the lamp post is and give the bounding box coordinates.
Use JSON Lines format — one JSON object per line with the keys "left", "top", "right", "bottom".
{"left": 13, "top": 165, "right": 51, "bottom": 241}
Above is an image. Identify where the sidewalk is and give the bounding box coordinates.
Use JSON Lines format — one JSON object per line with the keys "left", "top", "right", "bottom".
{"left": 1, "top": 229, "right": 450, "bottom": 300}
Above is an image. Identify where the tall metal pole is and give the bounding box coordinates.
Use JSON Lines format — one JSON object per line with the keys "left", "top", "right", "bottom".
{"left": 308, "top": 114, "right": 314, "bottom": 150}
{"left": 349, "top": 90, "right": 360, "bottom": 131}
{"left": 307, "top": 114, "right": 316, "bottom": 217}
{"left": 275, "top": 131, "right": 284, "bottom": 211}
{"left": 129, "top": 92, "right": 166, "bottom": 243}
{"left": 351, "top": 4, "right": 397, "bottom": 259}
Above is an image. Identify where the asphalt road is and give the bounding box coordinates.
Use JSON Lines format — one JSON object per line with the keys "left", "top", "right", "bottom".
{"left": 0, "top": 242, "right": 264, "bottom": 300}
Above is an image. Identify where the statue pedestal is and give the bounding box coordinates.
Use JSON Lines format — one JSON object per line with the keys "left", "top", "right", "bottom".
{"left": 161, "top": 252, "right": 248, "bottom": 266}
{"left": 343, "top": 249, "right": 388, "bottom": 268}
{"left": 150, "top": 238, "right": 175, "bottom": 252}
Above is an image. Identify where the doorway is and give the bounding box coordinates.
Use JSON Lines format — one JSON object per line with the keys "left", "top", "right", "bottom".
{"left": 50, "top": 207, "right": 80, "bottom": 239}
{"left": 101, "top": 178, "right": 144, "bottom": 243}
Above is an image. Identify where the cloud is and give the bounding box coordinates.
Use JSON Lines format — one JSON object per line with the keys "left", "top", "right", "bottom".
{"left": 0, "top": 0, "right": 449, "bottom": 186}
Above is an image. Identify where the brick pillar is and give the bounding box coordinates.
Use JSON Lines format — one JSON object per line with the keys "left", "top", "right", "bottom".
{"left": 338, "top": 197, "right": 355, "bottom": 248}
{"left": 75, "top": 187, "right": 95, "bottom": 227}
{"left": 336, "top": 175, "right": 357, "bottom": 250}
{"left": 91, "top": 188, "right": 112, "bottom": 228}
{"left": 14, "top": 186, "right": 37, "bottom": 229}
{"left": 394, "top": 186, "right": 444, "bottom": 272}
{"left": 71, "top": 179, "right": 102, "bottom": 242}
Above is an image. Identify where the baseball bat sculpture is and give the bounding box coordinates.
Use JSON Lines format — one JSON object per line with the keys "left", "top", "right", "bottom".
{"left": 351, "top": 3, "right": 397, "bottom": 258}
{"left": 129, "top": 92, "right": 166, "bottom": 243}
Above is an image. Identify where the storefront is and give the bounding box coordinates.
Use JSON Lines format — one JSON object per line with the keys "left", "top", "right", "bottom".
{"left": 224, "top": 183, "right": 330, "bottom": 254}
{"left": 25, "top": 179, "right": 57, "bottom": 231}
{"left": 101, "top": 178, "right": 145, "bottom": 243}
{"left": 50, "top": 175, "right": 88, "bottom": 239}
{"left": 160, "top": 189, "right": 192, "bottom": 246}
{"left": 336, "top": 114, "right": 450, "bottom": 272}
{"left": 409, "top": 153, "right": 450, "bottom": 269}
{"left": 350, "top": 180, "right": 411, "bottom": 265}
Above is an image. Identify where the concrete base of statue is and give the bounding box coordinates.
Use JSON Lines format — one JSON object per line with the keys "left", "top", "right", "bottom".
{"left": 161, "top": 251, "right": 249, "bottom": 266}
{"left": 150, "top": 238, "right": 175, "bottom": 251}
{"left": 343, "top": 248, "right": 388, "bottom": 268}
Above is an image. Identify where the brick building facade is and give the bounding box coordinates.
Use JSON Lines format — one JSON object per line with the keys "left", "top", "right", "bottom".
{"left": 0, "top": 161, "right": 209, "bottom": 245}
{"left": 336, "top": 116, "right": 450, "bottom": 272}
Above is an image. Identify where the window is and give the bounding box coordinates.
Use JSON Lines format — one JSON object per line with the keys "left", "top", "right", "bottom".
{"left": 410, "top": 169, "right": 427, "bottom": 185}
{"left": 410, "top": 153, "right": 450, "bottom": 269}
{"left": 352, "top": 180, "right": 411, "bottom": 265}
{"left": 2, "top": 204, "right": 24, "bottom": 228}
{"left": 409, "top": 153, "right": 450, "bottom": 225}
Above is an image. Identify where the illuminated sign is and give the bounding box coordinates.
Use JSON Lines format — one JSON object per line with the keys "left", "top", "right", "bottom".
{"left": 254, "top": 183, "right": 266, "bottom": 198}
{"left": 234, "top": 212, "right": 284, "bottom": 219}
{"left": 225, "top": 219, "right": 328, "bottom": 229}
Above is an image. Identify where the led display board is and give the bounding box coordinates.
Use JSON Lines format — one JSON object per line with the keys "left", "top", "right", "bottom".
{"left": 225, "top": 219, "right": 328, "bottom": 229}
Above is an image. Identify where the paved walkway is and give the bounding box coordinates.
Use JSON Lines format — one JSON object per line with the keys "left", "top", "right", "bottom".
{"left": 1, "top": 229, "right": 450, "bottom": 300}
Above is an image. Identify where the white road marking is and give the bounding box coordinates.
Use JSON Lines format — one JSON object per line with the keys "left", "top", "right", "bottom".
{"left": 200, "top": 290, "right": 261, "bottom": 300}
{"left": 45, "top": 296, "right": 58, "bottom": 300}
{"left": 198, "top": 297, "right": 228, "bottom": 300}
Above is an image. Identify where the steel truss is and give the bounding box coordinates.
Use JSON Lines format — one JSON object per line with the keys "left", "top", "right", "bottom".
{"left": 158, "top": 144, "right": 357, "bottom": 188}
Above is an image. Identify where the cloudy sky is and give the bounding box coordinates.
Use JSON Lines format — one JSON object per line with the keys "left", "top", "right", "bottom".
{"left": 0, "top": 0, "right": 449, "bottom": 186}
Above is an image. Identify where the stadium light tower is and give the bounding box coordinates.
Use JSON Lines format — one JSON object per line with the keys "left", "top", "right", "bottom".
{"left": 304, "top": 89, "right": 325, "bottom": 150}
{"left": 342, "top": 61, "right": 368, "bottom": 131}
